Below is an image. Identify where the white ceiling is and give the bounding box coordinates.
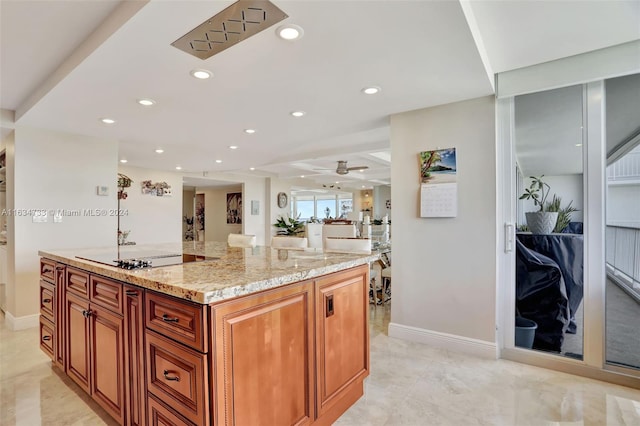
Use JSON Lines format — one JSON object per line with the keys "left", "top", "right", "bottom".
{"left": 1, "top": 1, "right": 639, "bottom": 190}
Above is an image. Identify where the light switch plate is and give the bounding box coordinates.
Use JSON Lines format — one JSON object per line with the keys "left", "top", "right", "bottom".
{"left": 54, "top": 213, "right": 62, "bottom": 223}
{"left": 96, "top": 186, "right": 109, "bottom": 196}
{"left": 32, "top": 212, "right": 48, "bottom": 223}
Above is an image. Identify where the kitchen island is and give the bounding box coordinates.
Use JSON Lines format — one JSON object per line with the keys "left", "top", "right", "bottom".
{"left": 39, "top": 242, "right": 374, "bottom": 426}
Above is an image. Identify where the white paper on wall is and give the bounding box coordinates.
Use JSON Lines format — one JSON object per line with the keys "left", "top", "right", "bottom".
{"left": 420, "top": 182, "right": 457, "bottom": 217}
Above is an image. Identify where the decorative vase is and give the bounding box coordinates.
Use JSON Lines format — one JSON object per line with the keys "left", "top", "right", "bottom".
{"left": 525, "top": 212, "right": 558, "bottom": 234}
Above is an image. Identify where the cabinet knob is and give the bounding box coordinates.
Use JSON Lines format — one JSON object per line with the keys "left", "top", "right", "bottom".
{"left": 161, "top": 314, "right": 179, "bottom": 323}
{"left": 82, "top": 309, "right": 93, "bottom": 318}
{"left": 163, "top": 370, "right": 180, "bottom": 381}
{"left": 43, "top": 298, "right": 52, "bottom": 303}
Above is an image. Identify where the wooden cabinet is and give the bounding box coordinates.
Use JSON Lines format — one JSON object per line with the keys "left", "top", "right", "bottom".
{"left": 55, "top": 264, "right": 66, "bottom": 369}
{"left": 125, "top": 285, "right": 147, "bottom": 426}
{"left": 315, "top": 266, "right": 370, "bottom": 419}
{"left": 39, "top": 259, "right": 64, "bottom": 366}
{"left": 64, "top": 275, "right": 126, "bottom": 424}
{"left": 212, "top": 280, "right": 315, "bottom": 426}
{"left": 148, "top": 395, "right": 195, "bottom": 426}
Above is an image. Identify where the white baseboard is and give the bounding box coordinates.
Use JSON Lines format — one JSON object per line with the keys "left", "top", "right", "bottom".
{"left": 5, "top": 312, "right": 40, "bottom": 331}
{"left": 388, "top": 322, "right": 498, "bottom": 360}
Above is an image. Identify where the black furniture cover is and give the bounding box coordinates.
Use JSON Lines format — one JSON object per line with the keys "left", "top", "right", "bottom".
{"left": 515, "top": 240, "right": 570, "bottom": 352}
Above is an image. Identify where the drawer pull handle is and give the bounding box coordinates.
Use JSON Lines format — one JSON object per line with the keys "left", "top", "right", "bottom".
{"left": 82, "top": 309, "right": 93, "bottom": 318}
{"left": 56, "top": 266, "right": 65, "bottom": 271}
{"left": 162, "top": 314, "right": 179, "bottom": 323}
{"left": 163, "top": 370, "right": 180, "bottom": 381}
{"left": 43, "top": 298, "right": 52, "bottom": 303}
{"left": 42, "top": 335, "right": 51, "bottom": 341}
{"left": 125, "top": 290, "right": 137, "bottom": 296}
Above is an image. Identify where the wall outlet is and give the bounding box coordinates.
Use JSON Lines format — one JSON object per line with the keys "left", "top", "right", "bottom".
{"left": 54, "top": 213, "right": 62, "bottom": 223}
{"left": 32, "top": 212, "right": 48, "bottom": 223}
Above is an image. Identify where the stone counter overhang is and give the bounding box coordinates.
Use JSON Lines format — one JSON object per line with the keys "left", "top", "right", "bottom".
{"left": 39, "top": 241, "right": 378, "bottom": 304}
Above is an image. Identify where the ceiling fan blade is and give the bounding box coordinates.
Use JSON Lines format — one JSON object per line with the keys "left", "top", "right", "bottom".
{"left": 346, "top": 165, "right": 369, "bottom": 171}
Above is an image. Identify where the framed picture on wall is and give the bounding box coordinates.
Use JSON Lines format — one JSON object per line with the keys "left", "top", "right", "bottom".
{"left": 227, "top": 192, "right": 242, "bottom": 224}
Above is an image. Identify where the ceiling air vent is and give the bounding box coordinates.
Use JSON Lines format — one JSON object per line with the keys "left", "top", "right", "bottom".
{"left": 171, "top": 0, "right": 288, "bottom": 60}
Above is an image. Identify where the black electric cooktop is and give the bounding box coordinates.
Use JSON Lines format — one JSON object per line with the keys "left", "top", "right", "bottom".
{"left": 76, "top": 250, "right": 218, "bottom": 270}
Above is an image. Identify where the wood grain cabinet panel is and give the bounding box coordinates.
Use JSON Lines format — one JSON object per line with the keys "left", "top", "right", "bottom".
{"left": 90, "top": 304, "right": 125, "bottom": 424}
{"left": 90, "top": 275, "right": 123, "bottom": 314}
{"left": 125, "top": 286, "right": 147, "bottom": 426}
{"left": 55, "top": 264, "right": 66, "bottom": 370}
{"left": 146, "top": 331, "right": 209, "bottom": 426}
{"left": 315, "top": 265, "right": 370, "bottom": 417}
{"left": 40, "top": 258, "right": 56, "bottom": 283}
{"left": 65, "top": 292, "right": 91, "bottom": 394}
{"left": 39, "top": 317, "right": 55, "bottom": 360}
{"left": 146, "top": 292, "right": 207, "bottom": 352}
{"left": 66, "top": 267, "right": 90, "bottom": 298}
{"left": 148, "top": 395, "right": 195, "bottom": 426}
{"left": 40, "top": 280, "right": 55, "bottom": 323}
{"left": 212, "top": 280, "right": 315, "bottom": 426}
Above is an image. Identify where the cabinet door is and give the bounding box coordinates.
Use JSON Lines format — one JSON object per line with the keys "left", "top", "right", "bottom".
{"left": 55, "top": 264, "right": 66, "bottom": 370}
{"left": 125, "top": 286, "right": 146, "bottom": 426}
{"left": 90, "top": 304, "right": 125, "bottom": 425}
{"left": 212, "top": 280, "right": 315, "bottom": 426}
{"left": 65, "top": 292, "right": 91, "bottom": 394}
{"left": 315, "top": 265, "right": 370, "bottom": 417}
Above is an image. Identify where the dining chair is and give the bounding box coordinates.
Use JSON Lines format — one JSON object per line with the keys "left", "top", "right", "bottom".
{"left": 227, "top": 233, "right": 257, "bottom": 248}
{"left": 271, "top": 236, "right": 308, "bottom": 250}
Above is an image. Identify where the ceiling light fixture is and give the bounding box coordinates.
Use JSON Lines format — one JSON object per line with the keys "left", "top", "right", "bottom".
{"left": 119, "top": 159, "right": 128, "bottom": 163}
{"left": 137, "top": 98, "right": 156, "bottom": 106}
{"left": 215, "top": 160, "right": 222, "bottom": 164}
{"left": 249, "top": 167, "right": 255, "bottom": 171}
{"left": 229, "top": 145, "right": 238, "bottom": 150}
{"left": 175, "top": 166, "right": 182, "bottom": 170}
{"left": 276, "top": 24, "right": 304, "bottom": 40}
{"left": 300, "top": 175, "right": 305, "bottom": 178}
{"left": 362, "top": 86, "right": 381, "bottom": 95}
{"left": 101, "top": 118, "right": 116, "bottom": 124}
{"left": 190, "top": 69, "right": 212, "bottom": 79}
{"left": 244, "top": 129, "right": 256, "bottom": 134}
{"left": 291, "top": 111, "right": 306, "bottom": 117}
{"left": 575, "top": 143, "right": 583, "bottom": 147}
{"left": 155, "top": 149, "right": 164, "bottom": 154}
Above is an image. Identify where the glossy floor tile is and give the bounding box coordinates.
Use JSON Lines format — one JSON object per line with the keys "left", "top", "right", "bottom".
{"left": 2, "top": 306, "right": 640, "bottom": 425}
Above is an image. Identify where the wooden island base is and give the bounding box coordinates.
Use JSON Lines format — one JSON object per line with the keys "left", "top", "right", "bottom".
{"left": 39, "top": 257, "right": 370, "bottom": 426}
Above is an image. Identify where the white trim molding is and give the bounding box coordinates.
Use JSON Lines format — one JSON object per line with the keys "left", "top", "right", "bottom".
{"left": 5, "top": 312, "right": 39, "bottom": 331}
{"left": 389, "top": 322, "right": 498, "bottom": 360}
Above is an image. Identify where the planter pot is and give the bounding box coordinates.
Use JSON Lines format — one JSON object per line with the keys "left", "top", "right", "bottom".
{"left": 515, "top": 317, "right": 538, "bottom": 349}
{"left": 525, "top": 211, "right": 558, "bottom": 234}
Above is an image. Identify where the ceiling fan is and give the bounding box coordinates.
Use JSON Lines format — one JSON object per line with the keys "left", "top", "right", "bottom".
{"left": 316, "top": 160, "right": 369, "bottom": 175}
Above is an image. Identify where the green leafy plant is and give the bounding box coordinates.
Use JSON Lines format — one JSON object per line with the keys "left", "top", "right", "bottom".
{"left": 273, "top": 214, "right": 305, "bottom": 236}
{"left": 519, "top": 175, "right": 551, "bottom": 212}
{"left": 545, "top": 195, "right": 578, "bottom": 233}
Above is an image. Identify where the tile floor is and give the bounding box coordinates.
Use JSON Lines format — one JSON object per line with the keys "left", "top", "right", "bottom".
{"left": 2, "top": 306, "right": 640, "bottom": 425}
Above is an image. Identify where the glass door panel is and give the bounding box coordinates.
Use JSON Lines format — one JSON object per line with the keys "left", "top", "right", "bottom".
{"left": 513, "top": 84, "right": 585, "bottom": 359}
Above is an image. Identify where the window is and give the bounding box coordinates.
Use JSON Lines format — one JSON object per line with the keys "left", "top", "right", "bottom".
{"left": 291, "top": 194, "right": 353, "bottom": 220}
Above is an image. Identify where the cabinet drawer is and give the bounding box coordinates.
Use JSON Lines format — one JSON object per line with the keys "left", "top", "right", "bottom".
{"left": 146, "top": 292, "right": 207, "bottom": 352}
{"left": 148, "top": 394, "right": 196, "bottom": 426}
{"left": 146, "top": 331, "right": 209, "bottom": 426}
{"left": 66, "top": 267, "right": 90, "bottom": 298}
{"left": 40, "top": 280, "right": 55, "bottom": 323}
{"left": 39, "top": 317, "right": 55, "bottom": 360}
{"left": 40, "top": 258, "right": 56, "bottom": 283}
{"left": 90, "top": 275, "right": 123, "bottom": 314}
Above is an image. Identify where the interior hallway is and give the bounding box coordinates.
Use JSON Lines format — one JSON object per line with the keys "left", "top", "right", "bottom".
{"left": 1, "top": 307, "right": 640, "bottom": 425}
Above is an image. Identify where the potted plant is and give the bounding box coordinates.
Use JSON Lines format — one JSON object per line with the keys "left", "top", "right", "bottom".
{"left": 273, "top": 214, "right": 305, "bottom": 236}
{"left": 545, "top": 195, "right": 578, "bottom": 233}
{"left": 519, "top": 175, "right": 558, "bottom": 234}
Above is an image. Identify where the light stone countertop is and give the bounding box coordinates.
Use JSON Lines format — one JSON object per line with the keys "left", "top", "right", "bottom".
{"left": 39, "top": 241, "right": 378, "bottom": 304}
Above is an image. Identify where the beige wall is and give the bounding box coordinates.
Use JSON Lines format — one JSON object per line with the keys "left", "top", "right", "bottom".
{"left": 389, "top": 96, "right": 497, "bottom": 345}
{"left": 8, "top": 127, "right": 117, "bottom": 326}
{"left": 117, "top": 165, "right": 183, "bottom": 244}
{"left": 266, "top": 177, "right": 292, "bottom": 242}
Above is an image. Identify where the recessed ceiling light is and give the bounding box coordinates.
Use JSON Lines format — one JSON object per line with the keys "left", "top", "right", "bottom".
{"left": 175, "top": 166, "right": 182, "bottom": 170}
{"left": 215, "top": 160, "right": 222, "bottom": 164}
{"left": 101, "top": 118, "right": 116, "bottom": 124}
{"left": 190, "top": 69, "right": 212, "bottom": 79}
{"left": 155, "top": 149, "right": 164, "bottom": 154}
{"left": 119, "top": 159, "right": 128, "bottom": 163}
{"left": 362, "top": 86, "right": 381, "bottom": 95}
{"left": 229, "top": 145, "right": 238, "bottom": 150}
{"left": 249, "top": 167, "right": 255, "bottom": 171}
{"left": 244, "top": 129, "right": 256, "bottom": 134}
{"left": 335, "top": 181, "right": 339, "bottom": 184}
{"left": 362, "top": 185, "right": 366, "bottom": 188}
{"left": 137, "top": 98, "right": 156, "bottom": 106}
{"left": 277, "top": 24, "right": 304, "bottom": 40}
{"left": 575, "top": 143, "right": 583, "bottom": 147}
{"left": 291, "top": 111, "right": 306, "bottom": 117}
{"left": 300, "top": 175, "right": 305, "bottom": 178}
